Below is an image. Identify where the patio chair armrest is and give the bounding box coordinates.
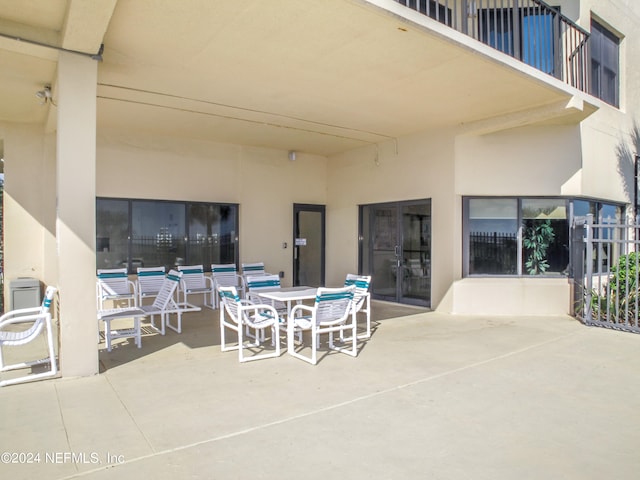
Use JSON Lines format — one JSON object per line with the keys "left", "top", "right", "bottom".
{"left": 0, "top": 306, "right": 41, "bottom": 319}
{"left": 127, "top": 279, "right": 138, "bottom": 296}
{"left": 0, "top": 311, "right": 49, "bottom": 328}
{"left": 239, "top": 304, "right": 280, "bottom": 325}
{"left": 289, "top": 304, "right": 313, "bottom": 318}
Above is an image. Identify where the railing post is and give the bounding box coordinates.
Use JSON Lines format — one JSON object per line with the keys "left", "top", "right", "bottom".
{"left": 461, "top": 0, "right": 468, "bottom": 35}
{"left": 584, "top": 214, "right": 594, "bottom": 322}
{"left": 512, "top": 0, "right": 521, "bottom": 61}
{"left": 554, "top": 10, "right": 562, "bottom": 80}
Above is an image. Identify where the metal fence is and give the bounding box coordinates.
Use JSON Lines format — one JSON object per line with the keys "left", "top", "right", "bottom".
{"left": 469, "top": 232, "right": 517, "bottom": 274}
{"left": 394, "top": 0, "right": 590, "bottom": 92}
{"left": 573, "top": 214, "right": 640, "bottom": 334}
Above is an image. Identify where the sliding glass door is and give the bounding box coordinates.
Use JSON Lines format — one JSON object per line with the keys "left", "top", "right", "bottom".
{"left": 360, "top": 200, "right": 431, "bottom": 307}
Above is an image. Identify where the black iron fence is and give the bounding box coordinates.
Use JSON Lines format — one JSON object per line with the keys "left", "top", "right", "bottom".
{"left": 469, "top": 231, "right": 517, "bottom": 275}
{"left": 394, "top": 0, "right": 590, "bottom": 92}
{"left": 99, "top": 235, "right": 236, "bottom": 273}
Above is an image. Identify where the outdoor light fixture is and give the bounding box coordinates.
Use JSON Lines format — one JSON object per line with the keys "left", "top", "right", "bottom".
{"left": 35, "top": 85, "right": 52, "bottom": 104}
{"left": 288, "top": 150, "right": 296, "bottom": 161}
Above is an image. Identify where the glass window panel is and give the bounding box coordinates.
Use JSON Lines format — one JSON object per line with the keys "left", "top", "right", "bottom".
{"left": 96, "top": 199, "right": 129, "bottom": 269}
{"left": 469, "top": 199, "right": 518, "bottom": 275}
{"left": 188, "top": 204, "right": 213, "bottom": 267}
{"left": 591, "top": 27, "right": 601, "bottom": 57}
{"left": 590, "top": 20, "right": 619, "bottom": 107}
{"left": 216, "top": 205, "right": 238, "bottom": 265}
{"left": 573, "top": 200, "right": 596, "bottom": 224}
{"left": 522, "top": 198, "right": 566, "bottom": 219}
{"left": 521, "top": 199, "right": 568, "bottom": 275}
{"left": 480, "top": 9, "right": 514, "bottom": 56}
{"left": 523, "top": 13, "right": 555, "bottom": 74}
{"left": 97, "top": 199, "right": 239, "bottom": 273}
{"left": 131, "top": 201, "right": 186, "bottom": 271}
{"left": 188, "top": 204, "right": 238, "bottom": 268}
{"left": 465, "top": 198, "right": 625, "bottom": 278}
{"left": 599, "top": 203, "right": 621, "bottom": 224}
{"left": 401, "top": 203, "right": 431, "bottom": 303}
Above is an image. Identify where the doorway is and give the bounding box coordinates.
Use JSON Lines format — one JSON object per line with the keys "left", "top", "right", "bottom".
{"left": 293, "top": 204, "right": 325, "bottom": 287}
{"left": 360, "top": 200, "right": 431, "bottom": 307}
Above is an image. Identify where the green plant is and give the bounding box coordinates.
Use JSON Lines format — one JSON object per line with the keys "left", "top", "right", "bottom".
{"left": 587, "top": 252, "right": 640, "bottom": 324}
{"left": 523, "top": 220, "right": 555, "bottom": 275}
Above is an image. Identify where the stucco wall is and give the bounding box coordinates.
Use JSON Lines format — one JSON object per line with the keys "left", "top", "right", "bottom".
{"left": 3, "top": 0, "right": 639, "bottom": 319}
{"left": 455, "top": 125, "right": 584, "bottom": 197}
{"left": 326, "top": 129, "right": 457, "bottom": 307}
{"left": 96, "top": 130, "right": 328, "bottom": 286}
{"left": 1, "top": 125, "right": 47, "bottom": 284}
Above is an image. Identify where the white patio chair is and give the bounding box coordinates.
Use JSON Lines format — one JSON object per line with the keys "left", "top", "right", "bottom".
{"left": 211, "top": 264, "right": 245, "bottom": 308}
{"left": 0, "top": 286, "right": 58, "bottom": 387}
{"left": 96, "top": 268, "right": 137, "bottom": 309}
{"left": 136, "top": 266, "right": 166, "bottom": 305}
{"left": 344, "top": 274, "right": 372, "bottom": 339}
{"left": 218, "top": 286, "right": 281, "bottom": 362}
{"left": 241, "top": 262, "right": 268, "bottom": 277}
{"left": 241, "top": 262, "right": 275, "bottom": 285}
{"left": 288, "top": 285, "right": 357, "bottom": 365}
{"left": 246, "top": 274, "right": 287, "bottom": 313}
{"left": 143, "top": 269, "right": 201, "bottom": 335}
{"left": 98, "top": 269, "right": 189, "bottom": 344}
{"left": 177, "top": 265, "right": 215, "bottom": 310}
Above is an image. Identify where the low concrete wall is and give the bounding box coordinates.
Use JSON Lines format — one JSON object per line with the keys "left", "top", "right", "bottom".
{"left": 436, "top": 277, "right": 571, "bottom": 316}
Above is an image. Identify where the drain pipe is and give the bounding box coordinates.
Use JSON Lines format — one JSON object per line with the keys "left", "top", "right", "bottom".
{"left": 0, "top": 31, "right": 103, "bottom": 60}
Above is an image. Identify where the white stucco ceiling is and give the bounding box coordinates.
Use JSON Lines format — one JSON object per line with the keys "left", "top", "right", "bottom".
{"left": 0, "top": 0, "right": 595, "bottom": 156}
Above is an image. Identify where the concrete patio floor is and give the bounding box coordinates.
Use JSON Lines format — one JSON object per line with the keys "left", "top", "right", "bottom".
{"left": 1, "top": 302, "right": 639, "bottom": 479}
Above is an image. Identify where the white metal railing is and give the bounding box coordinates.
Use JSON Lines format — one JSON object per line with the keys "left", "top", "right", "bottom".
{"left": 574, "top": 215, "right": 640, "bottom": 334}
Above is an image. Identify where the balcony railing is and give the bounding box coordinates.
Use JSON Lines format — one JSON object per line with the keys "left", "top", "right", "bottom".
{"left": 394, "top": 0, "right": 590, "bottom": 93}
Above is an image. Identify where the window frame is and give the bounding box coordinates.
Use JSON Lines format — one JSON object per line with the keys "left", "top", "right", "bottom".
{"left": 590, "top": 19, "right": 620, "bottom": 107}
{"left": 96, "top": 197, "right": 240, "bottom": 274}
{"left": 463, "top": 196, "right": 625, "bottom": 278}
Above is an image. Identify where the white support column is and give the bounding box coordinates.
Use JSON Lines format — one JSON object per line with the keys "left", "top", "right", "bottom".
{"left": 56, "top": 51, "right": 98, "bottom": 377}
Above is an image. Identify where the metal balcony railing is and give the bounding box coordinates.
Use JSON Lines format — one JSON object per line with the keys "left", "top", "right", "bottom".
{"left": 394, "top": 0, "right": 590, "bottom": 93}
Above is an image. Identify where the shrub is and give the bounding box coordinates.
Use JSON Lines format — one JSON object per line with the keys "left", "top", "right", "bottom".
{"left": 589, "top": 252, "right": 640, "bottom": 323}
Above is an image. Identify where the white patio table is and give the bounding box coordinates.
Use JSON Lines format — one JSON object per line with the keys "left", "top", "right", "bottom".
{"left": 257, "top": 286, "right": 317, "bottom": 316}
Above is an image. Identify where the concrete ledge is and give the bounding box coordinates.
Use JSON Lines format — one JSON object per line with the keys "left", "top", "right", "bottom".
{"left": 437, "top": 277, "right": 571, "bottom": 315}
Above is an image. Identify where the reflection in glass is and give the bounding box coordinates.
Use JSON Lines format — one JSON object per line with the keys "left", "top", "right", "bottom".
{"left": 521, "top": 199, "right": 568, "bottom": 275}
{"left": 97, "top": 199, "right": 239, "bottom": 273}
{"left": 469, "top": 199, "right": 518, "bottom": 275}
{"left": 96, "top": 199, "right": 129, "bottom": 269}
{"left": 401, "top": 203, "right": 431, "bottom": 303}
{"left": 132, "top": 201, "right": 186, "bottom": 270}
{"left": 188, "top": 204, "right": 237, "bottom": 267}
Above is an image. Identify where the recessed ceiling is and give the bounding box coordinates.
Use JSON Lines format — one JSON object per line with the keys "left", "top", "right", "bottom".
{"left": 0, "top": 0, "right": 594, "bottom": 156}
